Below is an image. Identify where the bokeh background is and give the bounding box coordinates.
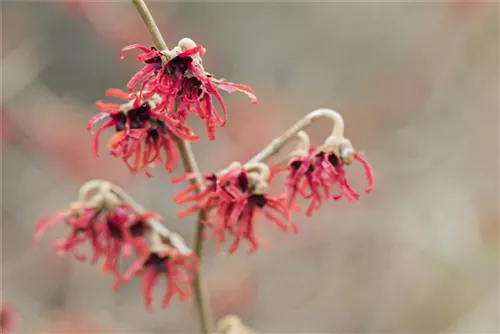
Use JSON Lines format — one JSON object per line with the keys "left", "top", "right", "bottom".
{"left": 1, "top": 1, "right": 499, "bottom": 333}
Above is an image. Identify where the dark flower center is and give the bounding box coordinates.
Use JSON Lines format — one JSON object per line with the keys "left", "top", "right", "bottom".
{"left": 112, "top": 113, "right": 127, "bottom": 132}
{"left": 289, "top": 159, "right": 314, "bottom": 174}
{"left": 147, "top": 119, "right": 169, "bottom": 142}
{"left": 145, "top": 54, "right": 162, "bottom": 65}
{"left": 290, "top": 160, "right": 302, "bottom": 171}
{"left": 184, "top": 77, "right": 204, "bottom": 97}
{"left": 107, "top": 220, "right": 122, "bottom": 239}
{"left": 147, "top": 128, "right": 159, "bottom": 141}
{"left": 144, "top": 253, "right": 168, "bottom": 272}
{"left": 249, "top": 194, "right": 267, "bottom": 208}
{"left": 113, "top": 104, "right": 170, "bottom": 140}
{"left": 128, "top": 104, "right": 151, "bottom": 129}
{"left": 145, "top": 56, "right": 162, "bottom": 65}
{"left": 166, "top": 56, "right": 192, "bottom": 76}
{"left": 237, "top": 172, "right": 249, "bottom": 192}
{"left": 130, "top": 221, "right": 147, "bottom": 237}
{"left": 106, "top": 220, "right": 147, "bottom": 240}
{"left": 328, "top": 153, "right": 340, "bottom": 167}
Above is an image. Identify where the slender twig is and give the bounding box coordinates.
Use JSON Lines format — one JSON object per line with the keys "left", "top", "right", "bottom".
{"left": 131, "top": 1, "right": 213, "bottom": 333}
{"left": 132, "top": 0, "right": 168, "bottom": 51}
{"left": 245, "top": 108, "right": 345, "bottom": 165}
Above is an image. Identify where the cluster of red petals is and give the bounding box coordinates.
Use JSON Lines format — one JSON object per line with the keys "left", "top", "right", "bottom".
{"left": 34, "top": 202, "right": 198, "bottom": 309}
{"left": 173, "top": 167, "right": 296, "bottom": 254}
{"left": 34, "top": 203, "right": 156, "bottom": 286}
{"left": 121, "top": 43, "right": 258, "bottom": 140}
{"left": 121, "top": 242, "right": 199, "bottom": 310}
{"left": 88, "top": 88, "right": 198, "bottom": 176}
{"left": 285, "top": 148, "right": 375, "bottom": 216}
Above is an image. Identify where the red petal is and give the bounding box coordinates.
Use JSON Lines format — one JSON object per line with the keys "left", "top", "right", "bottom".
{"left": 353, "top": 153, "right": 375, "bottom": 194}
{"left": 93, "top": 120, "right": 115, "bottom": 158}
{"left": 126, "top": 65, "right": 157, "bottom": 92}
{"left": 120, "top": 44, "right": 152, "bottom": 60}
{"left": 95, "top": 101, "right": 121, "bottom": 112}
{"left": 142, "top": 268, "right": 159, "bottom": 311}
{"left": 105, "top": 88, "right": 129, "bottom": 100}
{"left": 86, "top": 112, "right": 109, "bottom": 133}
{"left": 177, "top": 45, "right": 206, "bottom": 58}
{"left": 216, "top": 81, "right": 258, "bottom": 104}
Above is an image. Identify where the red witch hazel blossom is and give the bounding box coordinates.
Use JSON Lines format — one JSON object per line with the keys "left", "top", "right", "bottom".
{"left": 285, "top": 131, "right": 374, "bottom": 217}
{"left": 121, "top": 235, "right": 199, "bottom": 310}
{"left": 33, "top": 181, "right": 165, "bottom": 289}
{"left": 88, "top": 88, "right": 198, "bottom": 176}
{"left": 120, "top": 38, "right": 258, "bottom": 140}
{"left": 171, "top": 172, "right": 219, "bottom": 218}
{"left": 34, "top": 180, "right": 198, "bottom": 310}
{"left": 173, "top": 163, "right": 298, "bottom": 254}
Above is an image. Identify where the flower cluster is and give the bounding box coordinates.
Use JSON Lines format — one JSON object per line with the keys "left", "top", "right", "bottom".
{"left": 37, "top": 17, "right": 376, "bottom": 316}
{"left": 173, "top": 163, "right": 297, "bottom": 254}
{"left": 89, "top": 38, "right": 257, "bottom": 175}
{"left": 284, "top": 135, "right": 374, "bottom": 216}
{"left": 121, "top": 237, "right": 198, "bottom": 310}
{"left": 120, "top": 39, "right": 258, "bottom": 140}
{"left": 88, "top": 88, "right": 198, "bottom": 176}
{"left": 173, "top": 126, "right": 374, "bottom": 253}
{"left": 34, "top": 181, "right": 198, "bottom": 310}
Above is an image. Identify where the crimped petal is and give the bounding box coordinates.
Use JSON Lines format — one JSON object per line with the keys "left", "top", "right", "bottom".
{"left": 216, "top": 81, "right": 258, "bottom": 104}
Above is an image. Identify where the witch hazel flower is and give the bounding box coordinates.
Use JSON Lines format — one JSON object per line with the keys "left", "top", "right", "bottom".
{"left": 214, "top": 163, "right": 299, "bottom": 254}
{"left": 36, "top": 179, "right": 198, "bottom": 310}
{"left": 120, "top": 38, "right": 258, "bottom": 140}
{"left": 33, "top": 180, "right": 157, "bottom": 286}
{"left": 121, "top": 232, "right": 199, "bottom": 310}
{"left": 171, "top": 172, "right": 219, "bottom": 218}
{"left": 284, "top": 109, "right": 374, "bottom": 216}
{"left": 174, "top": 162, "right": 297, "bottom": 254}
{"left": 88, "top": 88, "right": 198, "bottom": 176}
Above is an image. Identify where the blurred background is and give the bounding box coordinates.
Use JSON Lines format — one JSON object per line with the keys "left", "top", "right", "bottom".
{"left": 1, "top": 1, "right": 498, "bottom": 333}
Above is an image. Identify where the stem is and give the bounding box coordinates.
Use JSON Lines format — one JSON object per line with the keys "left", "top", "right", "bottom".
{"left": 245, "top": 108, "right": 345, "bottom": 165}
{"left": 132, "top": 0, "right": 168, "bottom": 50}
{"left": 131, "top": 1, "right": 213, "bottom": 332}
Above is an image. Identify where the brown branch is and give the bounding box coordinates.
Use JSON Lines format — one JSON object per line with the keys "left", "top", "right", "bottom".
{"left": 131, "top": 1, "right": 213, "bottom": 333}
{"left": 245, "top": 108, "right": 346, "bottom": 165}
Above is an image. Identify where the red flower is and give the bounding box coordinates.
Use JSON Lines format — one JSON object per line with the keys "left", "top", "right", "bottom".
{"left": 174, "top": 164, "right": 297, "bottom": 254}
{"left": 120, "top": 38, "right": 258, "bottom": 140}
{"left": 34, "top": 202, "right": 157, "bottom": 288}
{"left": 120, "top": 44, "right": 164, "bottom": 93}
{"left": 0, "top": 305, "right": 15, "bottom": 334}
{"left": 88, "top": 88, "right": 198, "bottom": 176}
{"left": 285, "top": 146, "right": 374, "bottom": 216}
{"left": 171, "top": 172, "right": 219, "bottom": 218}
{"left": 121, "top": 246, "right": 198, "bottom": 310}
{"left": 34, "top": 203, "right": 102, "bottom": 262}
